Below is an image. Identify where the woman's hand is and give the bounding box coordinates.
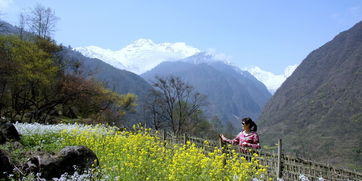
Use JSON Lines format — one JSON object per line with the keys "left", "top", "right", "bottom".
{"left": 219, "top": 134, "right": 227, "bottom": 140}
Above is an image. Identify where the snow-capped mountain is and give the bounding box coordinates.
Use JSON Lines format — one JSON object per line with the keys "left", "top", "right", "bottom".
{"left": 74, "top": 39, "right": 200, "bottom": 74}
{"left": 246, "top": 65, "right": 298, "bottom": 93}
{"left": 75, "top": 38, "right": 297, "bottom": 93}
{"left": 180, "top": 52, "right": 297, "bottom": 94}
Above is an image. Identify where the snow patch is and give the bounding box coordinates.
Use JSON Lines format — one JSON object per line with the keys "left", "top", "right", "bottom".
{"left": 246, "top": 65, "right": 298, "bottom": 94}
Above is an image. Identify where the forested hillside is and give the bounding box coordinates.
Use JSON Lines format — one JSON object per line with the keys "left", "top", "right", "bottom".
{"left": 0, "top": 17, "right": 157, "bottom": 127}
{"left": 0, "top": 33, "right": 136, "bottom": 125}
{"left": 59, "top": 49, "right": 153, "bottom": 99}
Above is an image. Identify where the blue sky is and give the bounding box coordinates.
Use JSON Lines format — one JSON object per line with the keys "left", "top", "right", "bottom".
{"left": 1, "top": 0, "right": 362, "bottom": 74}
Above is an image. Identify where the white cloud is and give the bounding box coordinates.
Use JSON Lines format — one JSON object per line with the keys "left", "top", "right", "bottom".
{"left": 245, "top": 65, "right": 298, "bottom": 94}
{"left": 0, "top": 0, "right": 13, "bottom": 10}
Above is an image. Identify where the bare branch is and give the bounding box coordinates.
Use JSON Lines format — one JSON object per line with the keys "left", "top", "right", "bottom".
{"left": 26, "top": 4, "right": 59, "bottom": 38}
{"left": 146, "top": 75, "right": 207, "bottom": 134}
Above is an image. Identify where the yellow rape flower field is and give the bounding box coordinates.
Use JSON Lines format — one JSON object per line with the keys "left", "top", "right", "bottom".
{"left": 17, "top": 123, "right": 268, "bottom": 180}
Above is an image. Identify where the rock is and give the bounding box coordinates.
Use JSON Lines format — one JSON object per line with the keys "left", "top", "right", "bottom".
{"left": 34, "top": 146, "right": 98, "bottom": 179}
{"left": 0, "top": 150, "right": 15, "bottom": 179}
{"left": 0, "top": 122, "right": 20, "bottom": 144}
{"left": 0, "top": 132, "right": 5, "bottom": 144}
{"left": 22, "top": 156, "right": 40, "bottom": 175}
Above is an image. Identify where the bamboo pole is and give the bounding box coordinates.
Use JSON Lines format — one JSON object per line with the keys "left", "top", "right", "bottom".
{"left": 161, "top": 129, "right": 167, "bottom": 147}
{"left": 277, "top": 139, "right": 282, "bottom": 179}
{"left": 162, "top": 129, "right": 166, "bottom": 141}
{"left": 219, "top": 136, "right": 226, "bottom": 166}
{"left": 183, "top": 133, "right": 187, "bottom": 144}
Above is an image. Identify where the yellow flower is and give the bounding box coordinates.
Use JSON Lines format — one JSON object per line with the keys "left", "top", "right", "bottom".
{"left": 50, "top": 123, "right": 267, "bottom": 180}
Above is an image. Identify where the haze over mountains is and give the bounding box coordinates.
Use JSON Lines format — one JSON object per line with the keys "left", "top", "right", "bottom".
{"left": 74, "top": 39, "right": 297, "bottom": 93}
{"left": 58, "top": 48, "right": 153, "bottom": 98}
{"left": 58, "top": 48, "right": 154, "bottom": 126}
{"left": 142, "top": 52, "right": 272, "bottom": 133}
{"left": 72, "top": 43, "right": 273, "bottom": 134}
{"left": 72, "top": 36, "right": 273, "bottom": 133}
{"left": 73, "top": 38, "right": 274, "bottom": 132}
{"left": 259, "top": 21, "right": 362, "bottom": 169}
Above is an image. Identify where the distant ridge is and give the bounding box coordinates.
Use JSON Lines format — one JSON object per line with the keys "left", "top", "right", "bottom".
{"left": 58, "top": 48, "right": 154, "bottom": 125}
{"left": 142, "top": 53, "right": 271, "bottom": 133}
{"left": 59, "top": 48, "right": 153, "bottom": 98}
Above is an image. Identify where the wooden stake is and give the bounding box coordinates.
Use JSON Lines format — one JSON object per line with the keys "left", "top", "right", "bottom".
{"left": 277, "top": 139, "right": 282, "bottom": 179}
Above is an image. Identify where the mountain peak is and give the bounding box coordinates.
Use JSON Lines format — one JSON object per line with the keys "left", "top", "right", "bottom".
{"left": 75, "top": 39, "right": 200, "bottom": 74}
{"left": 131, "top": 38, "right": 155, "bottom": 47}
{"left": 181, "top": 52, "right": 231, "bottom": 65}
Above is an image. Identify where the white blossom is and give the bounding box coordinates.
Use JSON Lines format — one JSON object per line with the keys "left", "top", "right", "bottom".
{"left": 299, "top": 174, "right": 309, "bottom": 181}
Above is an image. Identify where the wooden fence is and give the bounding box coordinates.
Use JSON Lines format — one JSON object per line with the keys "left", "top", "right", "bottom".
{"left": 152, "top": 130, "right": 362, "bottom": 181}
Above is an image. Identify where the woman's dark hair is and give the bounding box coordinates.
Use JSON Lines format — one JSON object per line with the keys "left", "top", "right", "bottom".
{"left": 242, "top": 117, "right": 257, "bottom": 132}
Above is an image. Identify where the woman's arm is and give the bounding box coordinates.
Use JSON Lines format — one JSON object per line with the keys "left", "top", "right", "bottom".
{"left": 220, "top": 133, "right": 240, "bottom": 145}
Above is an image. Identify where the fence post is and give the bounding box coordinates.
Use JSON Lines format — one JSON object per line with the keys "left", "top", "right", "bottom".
{"left": 219, "top": 136, "right": 223, "bottom": 148}
{"left": 183, "top": 133, "right": 187, "bottom": 144}
{"left": 162, "top": 129, "right": 166, "bottom": 141}
{"left": 277, "top": 139, "right": 283, "bottom": 179}
{"left": 161, "top": 129, "right": 167, "bottom": 147}
{"left": 219, "top": 136, "right": 226, "bottom": 166}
